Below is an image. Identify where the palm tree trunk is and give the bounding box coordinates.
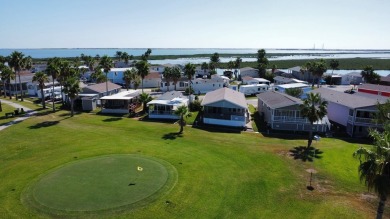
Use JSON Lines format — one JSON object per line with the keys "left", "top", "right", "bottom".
{"left": 376, "top": 196, "right": 386, "bottom": 219}
{"left": 3, "top": 81, "right": 6, "bottom": 98}
{"left": 307, "top": 123, "right": 313, "bottom": 148}
{"left": 70, "top": 98, "right": 74, "bottom": 117}
{"left": 167, "top": 81, "right": 170, "bottom": 91}
{"left": 40, "top": 87, "right": 46, "bottom": 109}
{"left": 14, "top": 77, "right": 18, "bottom": 100}
{"left": 179, "top": 115, "right": 184, "bottom": 133}
{"left": 52, "top": 80, "right": 55, "bottom": 112}
{"left": 8, "top": 81, "right": 12, "bottom": 99}
{"left": 105, "top": 73, "right": 108, "bottom": 95}
{"left": 18, "top": 71, "right": 24, "bottom": 101}
{"left": 142, "top": 78, "right": 144, "bottom": 93}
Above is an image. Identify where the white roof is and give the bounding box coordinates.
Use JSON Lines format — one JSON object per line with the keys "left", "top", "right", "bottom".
{"left": 276, "top": 83, "right": 310, "bottom": 89}
{"left": 100, "top": 90, "right": 140, "bottom": 100}
{"left": 107, "top": 67, "right": 134, "bottom": 72}
{"left": 241, "top": 84, "right": 269, "bottom": 88}
{"left": 247, "top": 78, "right": 270, "bottom": 82}
{"left": 147, "top": 97, "right": 188, "bottom": 106}
{"left": 291, "top": 79, "right": 307, "bottom": 83}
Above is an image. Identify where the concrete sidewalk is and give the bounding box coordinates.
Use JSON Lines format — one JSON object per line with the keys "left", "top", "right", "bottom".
{"left": 0, "top": 99, "right": 37, "bottom": 131}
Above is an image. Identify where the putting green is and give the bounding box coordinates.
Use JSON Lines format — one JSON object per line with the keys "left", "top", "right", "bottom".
{"left": 22, "top": 154, "right": 177, "bottom": 215}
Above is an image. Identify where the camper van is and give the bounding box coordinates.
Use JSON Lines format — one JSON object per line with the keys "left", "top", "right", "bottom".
{"left": 239, "top": 84, "right": 269, "bottom": 96}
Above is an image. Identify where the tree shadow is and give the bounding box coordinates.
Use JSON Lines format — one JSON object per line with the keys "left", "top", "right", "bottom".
{"left": 28, "top": 121, "right": 60, "bottom": 129}
{"left": 102, "top": 117, "right": 123, "bottom": 122}
{"left": 289, "top": 146, "right": 323, "bottom": 162}
{"left": 162, "top": 132, "right": 183, "bottom": 140}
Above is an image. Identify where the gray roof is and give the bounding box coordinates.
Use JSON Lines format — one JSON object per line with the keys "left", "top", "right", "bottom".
{"left": 158, "top": 91, "right": 184, "bottom": 100}
{"left": 359, "top": 84, "right": 390, "bottom": 93}
{"left": 273, "top": 76, "right": 295, "bottom": 83}
{"left": 201, "top": 88, "right": 247, "bottom": 109}
{"left": 311, "top": 87, "right": 387, "bottom": 109}
{"left": 82, "top": 81, "right": 121, "bottom": 94}
{"left": 257, "top": 91, "right": 302, "bottom": 109}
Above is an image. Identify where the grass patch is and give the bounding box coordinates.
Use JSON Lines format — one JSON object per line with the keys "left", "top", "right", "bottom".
{"left": 22, "top": 154, "right": 177, "bottom": 217}
{"left": 0, "top": 109, "right": 385, "bottom": 218}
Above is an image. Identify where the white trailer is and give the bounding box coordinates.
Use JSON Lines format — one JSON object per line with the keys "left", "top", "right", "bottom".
{"left": 239, "top": 84, "right": 269, "bottom": 96}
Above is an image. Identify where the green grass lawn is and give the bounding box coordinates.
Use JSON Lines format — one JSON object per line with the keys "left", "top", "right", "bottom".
{"left": 0, "top": 102, "right": 17, "bottom": 124}
{"left": 0, "top": 109, "right": 385, "bottom": 218}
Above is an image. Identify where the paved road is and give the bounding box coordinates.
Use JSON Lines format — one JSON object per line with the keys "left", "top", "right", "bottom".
{"left": 0, "top": 99, "right": 36, "bottom": 131}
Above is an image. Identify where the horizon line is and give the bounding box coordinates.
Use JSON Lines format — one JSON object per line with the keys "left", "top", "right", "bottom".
{"left": 1, "top": 47, "right": 390, "bottom": 51}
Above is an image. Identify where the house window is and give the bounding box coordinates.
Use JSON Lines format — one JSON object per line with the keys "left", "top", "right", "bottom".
{"left": 180, "top": 82, "right": 184, "bottom": 87}
{"left": 213, "top": 84, "right": 215, "bottom": 87}
{"left": 114, "top": 72, "right": 117, "bottom": 76}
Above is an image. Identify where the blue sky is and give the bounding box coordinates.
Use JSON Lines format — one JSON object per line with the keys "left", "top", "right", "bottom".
{"left": 1, "top": 0, "right": 389, "bottom": 49}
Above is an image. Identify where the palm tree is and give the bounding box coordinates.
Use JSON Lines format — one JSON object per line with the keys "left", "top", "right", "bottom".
{"left": 32, "top": 72, "right": 49, "bottom": 109}
{"left": 329, "top": 59, "right": 339, "bottom": 85}
{"left": 115, "top": 51, "right": 123, "bottom": 61}
{"left": 227, "top": 60, "right": 235, "bottom": 70}
{"left": 201, "top": 62, "right": 208, "bottom": 75}
{"left": 171, "top": 67, "right": 181, "bottom": 91}
{"left": 257, "top": 49, "right": 268, "bottom": 78}
{"left": 361, "top": 65, "right": 381, "bottom": 84}
{"left": 98, "top": 55, "right": 113, "bottom": 94}
{"left": 184, "top": 63, "right": 196, "bottom": 96}
{"left": 353, "top": 123, "right": 390, "bottom": 219}
{"left": 0, "top": 64, "right": 15, "bottom": 99}
{"left": 139, "top": 92, "right": 152, "bottom": 113}
{"left": 300, "top": 93, "right": 328, "bottom": 148}
{"left": 133, "top": 74, "right": 141, "bottom": 90}
{"left": 135, "top": 60, "right": 149, "bottom": 93}
{"left": 174, "top": 105, "right": 190, "bottom": 133}
{"left": 234, "top": 57, "right": 242, "bottom": 80}
{"left": 46, "top": 57, "right": 61, "bottom": 112}
{"left": 90, "top": 69, "right": 107, "bottom": 83}
{"left": 210, "top": 53, "right": 220, "bottom": 71}
{"left": 162, "top": 66, "right": 172, "bottom": 91}
{"left": 63, "top": 76, "right": 81, "bottom": 117}
{"left": 84, "top": 55, "right": 95, "bottom": 71}
{"left": 121, "top": 52, "right": 133, "bottom": 65}
{"left": 123, "top": 69, "right": 133, "bottom": 91}
{"left": 141, "top": 49, "right": 152, "bottom": 61}
{"left": 304, "top": 59, "right": 327, "bottom": 88}
{"left": 8, "top": 51, "right": 24, "bottom": 100}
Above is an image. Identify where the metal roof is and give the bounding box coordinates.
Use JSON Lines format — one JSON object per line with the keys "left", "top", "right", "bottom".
{"left": 257, "top": 91, "right": 302, "bottom": 109}
{"left": 201, "top": 88, "right": 247, "bottom": 109}
{"left": 311, "top": 87, "right": 387, "bottom": 109}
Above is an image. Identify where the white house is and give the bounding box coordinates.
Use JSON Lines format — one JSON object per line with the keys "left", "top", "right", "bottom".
{"left": 239, "top": 84, "right": 270, "bottom": 96}
{"left": 201, "top": 88, "right": 249, "bottom": 128}
{"left": 274, "top": 76, "right": 306, "bottom": 85}
{"left": 192, "top": 75, "right": 229, "bottom": 94}
{"left": 160, "top": 78, "right": 189, "bottom": 92}
{"left": 242, "top": 76, "right": 270, "bottom": 85}
{"left": 147, "top": 91, "right": 189, "bottom": 119}
{"left": 311, "top": 88, "right": 387, "bottom": 137}
{"left": 341, "top": 72, "right": 364, "bottom": 85}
